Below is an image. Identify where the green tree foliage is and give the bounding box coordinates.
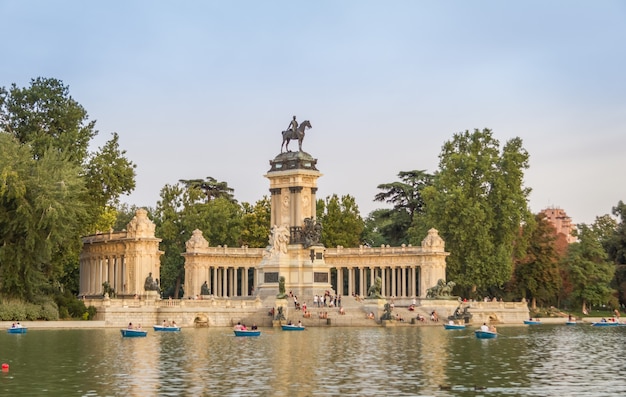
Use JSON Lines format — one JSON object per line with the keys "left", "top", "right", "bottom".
{"left": 373, "top": 170, "right": 433, "bottom": 246}
{"left": 0, "top": 133, "right": 88, "bottom": 300}
{"left": 419, "top": 129, "right": 532, "bottom": 297}
{"left": 1, "top": 77, "right": 95, "bottom": 164}
{"left": 154, "top": 181, "right": 243, "bottom": 297}
{"left": 562, "top": 224, "right": 616, "bottom": 312}
{"left": 317, "top": 194, "right": 364, "bottom": 248}
{"left": 362, "top": 209, "right": 394, "bottom": 247}
{"left": 598, "top": 203, "right": 626, "bottom": 306}
{"left": 240, "top": 197, "right": 271, "bottom": 248}
{"left": 513, "top": 213, "right": 561, "bottom": 308}
{"left": 0, "top": 78, "right": 136, "bottom": 299}
{"left": 179, "top": 177, "right": 236, "bottom": 202}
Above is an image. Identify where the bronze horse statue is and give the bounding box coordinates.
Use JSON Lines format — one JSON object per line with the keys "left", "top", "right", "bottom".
{"left": 281, "top": 120, "right": 312, "bottom": 153}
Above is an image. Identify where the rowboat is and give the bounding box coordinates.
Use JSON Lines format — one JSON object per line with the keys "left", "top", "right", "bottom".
{"left": 153, "top": 325, "right": 181, "bottom": 332}
{"left": 443, "top": 323, "right": 466, "bottom": 330}
{"left": 234, "top": 329, "right": 261, "bottom": 337}
{"left": 591, "top": 321, "right": 620, "bottom": 327}
{"left": 565, "top": 321, "right": 577, "bottom": 325}
{"left": 7, "top": 327, "right": 27, "bottom": 334}
{"left": 281, "top": 324, "right": 305, "bottom": 331}
{"left": 474, "top": 330, "right": 497, "bottom": 339}
{"left": 120, "top": 328, "right": 148, "bottom": 337}
{"left": 524, "top": 320, "right": 541, "bottom": 325}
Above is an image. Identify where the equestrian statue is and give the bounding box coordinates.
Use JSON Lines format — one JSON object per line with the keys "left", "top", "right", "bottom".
{"left": 281, "top": 116, "right": 312, "bottom": 153}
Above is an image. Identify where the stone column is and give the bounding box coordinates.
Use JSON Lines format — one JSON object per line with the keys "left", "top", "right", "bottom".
{"left": 212, "top": 267, "right": 218, "bottom": 297}
{"left": 391, "top": 267, "right": 396, "bottom": 298}
{"left": 348, "top": 267, "right": 354, "bottom": 296}
{"left": 222, "top": 266, "right": 228, "bottom": 297}
{"left": 381, "top": 266, "right": 387, "bottom": 297}
{"left": 336, "top": 267, "right": 343, "bottom": 296}
{"left": 308, "top": 187, "right": 316, "bottom": 219}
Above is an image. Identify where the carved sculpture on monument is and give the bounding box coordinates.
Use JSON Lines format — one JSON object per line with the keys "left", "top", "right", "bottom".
{"left": 426, "top": 279, "right": 456, "bottom": 299}
{"left": 144, "top": 272, "right": 159, "bottom": 292}
{"left": 276, "top": 276, "right": 287, "bottom": 299}
{"left": 302, "top": 217, "right": 322, "bottom": 248}
{"left": 367, "top": 276, "right": 383, "bottom": 299}
{"left": 267, "top": 225, "right": 290, "bottom": 257}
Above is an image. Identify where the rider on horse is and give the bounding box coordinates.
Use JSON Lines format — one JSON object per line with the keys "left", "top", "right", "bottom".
{"left": 287, "top": 116, "right": 298, "bottom": 135}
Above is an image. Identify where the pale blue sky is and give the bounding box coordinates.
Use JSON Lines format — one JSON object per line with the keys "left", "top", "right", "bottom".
{"left": 2, "top": 1, "right": 625, "bottom": 225}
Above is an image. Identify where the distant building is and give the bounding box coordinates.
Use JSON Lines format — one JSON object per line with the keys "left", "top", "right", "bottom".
{"left": 540, "top": 207, "right": 577, "bottom": 243}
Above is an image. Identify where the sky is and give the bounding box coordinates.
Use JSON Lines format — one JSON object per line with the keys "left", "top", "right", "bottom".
{"left": 1, "top": 1, "right": 625, "bottom": 226}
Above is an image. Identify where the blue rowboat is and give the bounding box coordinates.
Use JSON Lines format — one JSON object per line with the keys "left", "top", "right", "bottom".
{"left": 7, "top": 327, "right": 27, "bottom": 334}
{"left": 234, "top": 329, "right": 261, "bottom": 337}
{"left": 566, "top": 321, "right": 577, "bottom": 325}
{"left": 524, "top": 320, "right": 542, "bottom": 325}
{"left": 475, "top": 330, "right": 497, "bottom": 339}
{"left": 281, "top": 324, "right": 305, "bottom": 331}
{"left": 591, "top": 321, "right": 619, "bottom": 327}
{"left": 443, "top": 323, "right": 466, "bottom": 330}
{"left": 153, "top": 325, "right": 181, "bottom": 332}
{"left": 121, "top": 328, "right": 148, "bottom": 337}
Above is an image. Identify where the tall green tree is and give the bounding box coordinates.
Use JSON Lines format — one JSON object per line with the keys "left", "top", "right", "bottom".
{"left": 601, "top": 202, "right": 626, "bottom": 306}
{"left": 317, "top": 194, "right": 364, "bottom": 248}
{"left": 0, "top": 133, "right": 88, "bottom": 299}
{"left": 373, "top": 170, "right": 433, "bottom": 246}
{"left": 513, "top": 213, "right": 561, "bottom": 308}
{"left": 0, "top": 78, "right": 135, "bottom": 298}
{"left": 562, "top": 223, "right": 616, "bottom": 312}
{"left": 154, "top": 180, "right": 244, "bottom": 297}
{"left": 419, "top": 129, "right": 532, "bottom": 297}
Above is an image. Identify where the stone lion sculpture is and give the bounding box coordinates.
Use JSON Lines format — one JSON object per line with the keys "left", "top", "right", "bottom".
{"left": 426, "top": 279, "right": 456, "bottom": 299}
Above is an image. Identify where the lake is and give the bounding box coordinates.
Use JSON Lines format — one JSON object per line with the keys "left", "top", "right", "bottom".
{"left": 1, "top": 324, "right": 625, "bottom": 396}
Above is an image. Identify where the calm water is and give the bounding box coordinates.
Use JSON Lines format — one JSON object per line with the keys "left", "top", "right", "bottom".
{"left": 1, "top": 324, "right": 625, "bottom": 396}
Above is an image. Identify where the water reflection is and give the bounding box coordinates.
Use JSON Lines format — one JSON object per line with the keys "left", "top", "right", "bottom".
{"left": 1, "top": 325, "right": 625, "bottom": 396}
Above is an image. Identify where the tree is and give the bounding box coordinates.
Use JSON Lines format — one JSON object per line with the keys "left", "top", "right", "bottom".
{"left": 317, "top": 194, "right": 364, "bottom": 248}
{"left": 0, "top": 78, "right": 136, "bottom": 298}
{"left": 154, "top": 180, "right": 244, "bottom": 298}
{"left": 562, "top": 223, "right": 616, "bottom": 312}
{"left": 239, "top": 197, "right": 271, "bottom": 248}
{"left": 373, "top": 170, "right": 433, "bottom": 246}
{"left": 419, "top": 129, "right": 532, "bottom": 298}
{"left": 0, "top": 133, "right": 88, "bottom": 299}
{"left": 513, "top": 213, "right": 561, "bottom": 308}
{"left": 603, "top": 202, "right": 626, "bottom": 306}
{"left": 179, "top": 177, "right": 236, "bottom": 203}
{"left": 1, "top": 77, "right": 95, "bottom": 164}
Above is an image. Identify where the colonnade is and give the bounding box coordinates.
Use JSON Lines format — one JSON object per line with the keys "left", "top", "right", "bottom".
{"left": 185, "top": 265, "right": 260, "bottom": 298}
{"left": 79, "top": 254, "right": 127, "bottom": 296}
{"left": 336, "top": 265, "right": 421, "bottom": 298}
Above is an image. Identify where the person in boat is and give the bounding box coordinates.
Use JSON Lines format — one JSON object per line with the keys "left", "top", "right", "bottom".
{"left": 480, "top": 323, "right": 489, "bottom": 332}
{"left": 251, "top": 324, "right": 258, "bottom": 330}
{"left": 287, "top": 320, "right": 293, "bottom": 325}
{"left": 449, "top": 320, "right": 455, "bottom": 325}
{"left": 11, "top": 322, "right": 16, "bottom": 328}
{"left": 297, "top": 321, "right": 303, "bottom": 327}
{"left": 128, "top": 322, "right": 133, "bottom": 329}
{"left": 241, "top": 324, "right": 247, "bottom": 330}
{"left": 234, "top": 322, "right": 243, "bottom": 330}
{"left": 568, "top": 314, "right": 573, "bottom": 321}
{"left": 489, "top": 325, "right": 497, "bottom": 333}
